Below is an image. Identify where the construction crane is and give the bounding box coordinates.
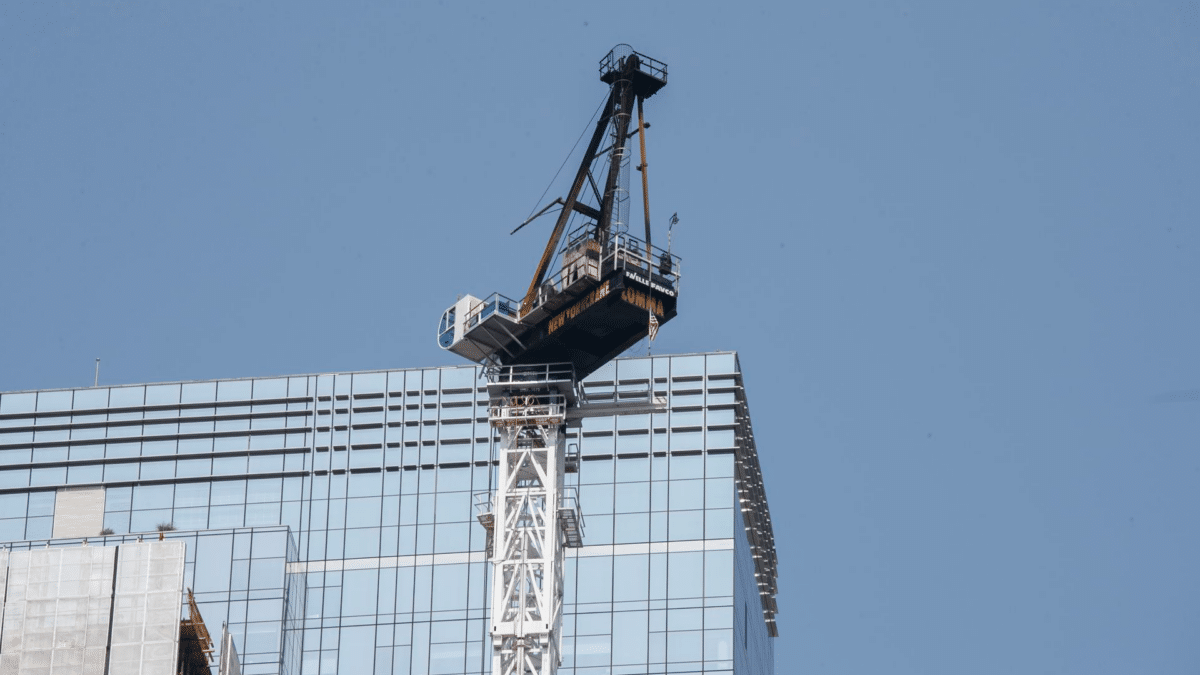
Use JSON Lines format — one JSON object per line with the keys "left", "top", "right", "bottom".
{"left": 437, "top": 45, "right": 677, "bottom": 675}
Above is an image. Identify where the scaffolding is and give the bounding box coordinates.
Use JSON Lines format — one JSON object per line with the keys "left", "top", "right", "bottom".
{"left": 177, "top": 588, "right": 215, "bottom": 675}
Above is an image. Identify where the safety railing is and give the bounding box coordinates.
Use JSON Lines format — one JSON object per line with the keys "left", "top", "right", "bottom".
{"left": 532, "top": 226, "right": 681, "bottom": 314}
{"left": 489, "top": 393, "right": 569, "bottom": 425}
{"left": 610, "top": 232, "right": 681, "bottom": 287}
{"left": 473, "top": 491, "right": 494, "bottom": 518}
{"left": 560, "top": 487, "right": 583, "bottom": 521}
{"left": 489, "top": 362, "right": 577, "bottom": 386}
{"left": 464, "top": 293, "right": 520, "bottom": 330}
{"left": 559, "top": 486, "right": 586, "bottom": 546}
{"left": 599, "top": 46, "right": 668, "bottom": 84}
{"left": 565, "top": 442, "right": 580, "bottom": 473}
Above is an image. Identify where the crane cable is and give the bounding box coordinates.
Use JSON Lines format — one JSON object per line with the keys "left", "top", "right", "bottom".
{"left": 521, "top": 90, "right": 612, "bottom": 226}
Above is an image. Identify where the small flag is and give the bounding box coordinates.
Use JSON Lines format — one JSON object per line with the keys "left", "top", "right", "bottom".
{"left": 648, "top": 313, "right": 660, "bottom": 341}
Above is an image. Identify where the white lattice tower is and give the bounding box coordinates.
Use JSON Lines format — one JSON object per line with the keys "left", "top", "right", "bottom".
{"left": 488, "top": 392, "right": 569, "bottom": 675}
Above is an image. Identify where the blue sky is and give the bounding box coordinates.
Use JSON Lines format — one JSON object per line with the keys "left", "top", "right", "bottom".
{"left": 2, "top": 1, "right": 1198, "bottom": 672}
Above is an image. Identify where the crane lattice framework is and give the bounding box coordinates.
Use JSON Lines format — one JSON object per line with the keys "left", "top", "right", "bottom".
{"left": 476, "top": 365, "right": 663, "bottom": 675}
{"left": 440, "top": 45, "right": 675, "bottom": 675}
{"left": 476, "top": 366, "right": 580, "bottom": 675}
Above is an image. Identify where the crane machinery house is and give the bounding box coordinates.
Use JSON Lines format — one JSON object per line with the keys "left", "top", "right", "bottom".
{"left": 0, "top": 46, "right": 777, "bottom": 675}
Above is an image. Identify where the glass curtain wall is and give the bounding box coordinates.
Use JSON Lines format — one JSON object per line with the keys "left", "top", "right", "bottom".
{"left": 0, "top": 353, "right": 775, "bottom": 675}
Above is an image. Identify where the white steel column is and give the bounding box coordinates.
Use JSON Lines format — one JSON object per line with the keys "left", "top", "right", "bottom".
{"left": 488, "top": 391, "right": 566, "bottom": 675}
{"left": 476, "top": 364, "right": 586, "bottom": 675}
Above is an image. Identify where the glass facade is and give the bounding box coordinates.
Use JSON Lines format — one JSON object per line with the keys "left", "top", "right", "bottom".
{"left": 0, "top": 353, "right": 777, "bottom": 675}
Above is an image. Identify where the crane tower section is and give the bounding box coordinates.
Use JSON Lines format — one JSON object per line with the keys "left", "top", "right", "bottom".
{"left": 438, "top": 45, "right": 677, "bottom": 675}
{"left": 437, "top": 45, "right": 678, "bottom": 382}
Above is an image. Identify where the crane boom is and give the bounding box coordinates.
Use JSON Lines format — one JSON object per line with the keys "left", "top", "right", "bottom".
{"left": 521, "top": 86, "right": 618, "bottom": 316}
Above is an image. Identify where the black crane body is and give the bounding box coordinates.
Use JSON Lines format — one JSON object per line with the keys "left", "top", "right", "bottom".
{"left": 438, "top": 46, "right": 679, "bottom": 379}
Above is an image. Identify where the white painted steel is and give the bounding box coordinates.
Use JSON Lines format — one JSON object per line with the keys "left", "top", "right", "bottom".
{"left": 484, "top": 379, "right": 585, "bottom": 675}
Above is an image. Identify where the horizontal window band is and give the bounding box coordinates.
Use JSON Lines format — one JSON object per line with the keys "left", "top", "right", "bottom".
{"left": 0, "top": 468, "right": 311, "bottom": 495}
{"left": 0, "top": 408, "right": 314, "bottom": 436}
{"left": 0, "top": 395, "right": 314, "bottom": 423}
{"left": 1, "top": 425, "right": 315, "bottom": 452}
{"left": 286, "top": 538, "right": 735, "bottom": 574}
{"left": 0, "top": 444, "right": 310, "bottom": 471}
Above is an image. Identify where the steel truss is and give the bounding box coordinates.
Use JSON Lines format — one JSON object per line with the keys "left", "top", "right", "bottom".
{"left": 477, "top": 366, "right": 584, "bottom": 675}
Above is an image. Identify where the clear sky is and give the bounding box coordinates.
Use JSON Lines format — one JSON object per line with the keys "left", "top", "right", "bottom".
{"left": 2, "top": 1, "right": 1198, "bottom": 673}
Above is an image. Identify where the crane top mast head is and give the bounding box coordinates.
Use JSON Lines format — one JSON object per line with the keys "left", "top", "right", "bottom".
{"left": 599, "top": 44, "right": 668, "bottom": 99}
{"left": 437, "top": 45, "right": 679, "bottom": 380}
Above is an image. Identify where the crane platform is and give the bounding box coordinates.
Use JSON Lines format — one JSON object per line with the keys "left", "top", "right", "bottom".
{"left": 439, "top": 226, "right": 679, "bottom": 380}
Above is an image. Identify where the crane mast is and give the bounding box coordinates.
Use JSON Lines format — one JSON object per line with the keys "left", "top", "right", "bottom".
{"left": 437, "top": 45, "right": 676, "bottom": 675}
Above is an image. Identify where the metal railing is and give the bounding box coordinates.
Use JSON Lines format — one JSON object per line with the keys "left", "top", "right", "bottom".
{"left": 559, "top": 486, "right": 585, "bottom": 530}
{"left": 464, "top": 293, "right": 520, "bottom": 330}
{"left": 610, "top": 232, "right": 681, "bottom": 285}
{"left": 489, "top": 393, "right": 569, "bottom": 425}
{"left": 560, "top": 487, "right": 583, "bottom": 518}
{"left": 473, "top": 491, "right": 494, "bottom": 518}
{"left": 532, "top": 227, "right": 681, "bottom": 312}
{"left": 488, "top": 362, "right": 577, "bottom": 386}
{"left": 599, "top": 45, "right": 667, "bottom": 84}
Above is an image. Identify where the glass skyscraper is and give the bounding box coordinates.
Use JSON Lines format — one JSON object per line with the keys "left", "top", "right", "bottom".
{"left": 0, "top": 352, "right": 777, "bottom": 675}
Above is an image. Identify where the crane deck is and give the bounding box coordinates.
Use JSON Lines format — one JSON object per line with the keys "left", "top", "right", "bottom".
{"left": 439, "top": 226, "right": 679, "bottom": 380}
